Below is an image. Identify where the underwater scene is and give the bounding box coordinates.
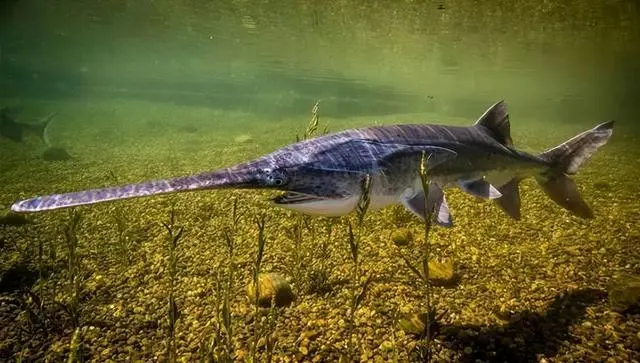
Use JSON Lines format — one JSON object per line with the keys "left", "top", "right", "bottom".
{"left": 1, "top": 0, "right": 640, "bottom": 362}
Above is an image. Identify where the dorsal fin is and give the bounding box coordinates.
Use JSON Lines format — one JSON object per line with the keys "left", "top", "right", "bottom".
{"left": 474, "top": 100, "right": 513, "bottom": 147}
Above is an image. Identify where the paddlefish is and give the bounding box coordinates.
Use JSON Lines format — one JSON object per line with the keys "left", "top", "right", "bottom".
{"left": 10, "top": 101, "right": 614, "bottom": 226}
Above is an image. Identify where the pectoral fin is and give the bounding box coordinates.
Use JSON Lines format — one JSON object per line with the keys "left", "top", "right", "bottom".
{"left": 401, "top": 184, "right": 453, "bottom": 227}
{"left": 458, "top": 178, "right": 502, "bottom": 199}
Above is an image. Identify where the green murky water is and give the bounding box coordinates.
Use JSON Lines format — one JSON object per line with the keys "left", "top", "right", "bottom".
{"left": 1, "top": 1, "right": 639, "bottom": 361}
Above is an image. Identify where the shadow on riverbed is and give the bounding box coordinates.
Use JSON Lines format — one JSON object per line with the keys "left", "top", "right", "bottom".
{"left": 440, "top": 288, "right": 607, "bottom": 362}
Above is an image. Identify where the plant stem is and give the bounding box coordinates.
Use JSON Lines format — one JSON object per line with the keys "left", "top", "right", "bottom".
{"left": 162, "top": 208, "right": 183, "bottom": 363}
{"left": 418, "top": 151, "right": 434, "bottom": 361}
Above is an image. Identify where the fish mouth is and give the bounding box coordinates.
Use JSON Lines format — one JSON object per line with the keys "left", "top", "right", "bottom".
{"left": 273, "top": 192, "right": 329, "bottom": 205}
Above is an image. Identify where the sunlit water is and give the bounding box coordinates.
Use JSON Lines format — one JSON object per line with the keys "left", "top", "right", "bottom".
{"left": 1, "top": 1, "right": 639, "bottom": 362}
{"left": 1, "top": 0, "right": 639, "bottom": 122}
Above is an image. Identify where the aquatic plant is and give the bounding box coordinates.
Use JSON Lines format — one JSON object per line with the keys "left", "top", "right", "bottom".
{"left": 162, "top": 207, "right": 183, "bottom": 363}
{"left": 289, "top": 100, "right": 334, "bottom": 295}
{"left": 198, "top": 237, "right": 235, "bottom": 363}
{"left": 199, "top": 198, "right": 241, "bottom": 362}
{"left": 305, "top": 218, "right": 334, "bottom": 295}
{"left": 342, "top": 174, "right": 374, "bottom": 360}
{"left": 416, "top": 151, "right": 440, "bottom": 360}
{"left": 54, "top": 210, "right": 86, "bottom": 361}
{"left": 67, "top": 326, "right": 84, "bottom": 363}
{"left": 113, "top": 209, "right": 131, "bottom": 266}
{"left": 111, "top": 205, "right": 131, "bottom": 267}
{"left": 248, "top": 215, "right": 280, "bottom": 363}
{"left": 62, "top": 210, "right": 83, "bottom": 329}
{"left": 36, "top": 233, "right": 45, "bottom": 281}
{"left": 7, "top": 239, "right": 58, "bottom": 336}
{"left": 389, "top": 308, "right": 401, "bottom": 363}
{"left": 18, "top": 287, "right": 49, "bottom": 333}
{"left": 107, "top": 171, "right": 131, "bottom": 266}
{"left": 284, "top": 216, "right": 306, "bottom": 286}
{"left": 263, "top": 296, "right": 279, "bottom": 363}
{"left": 221, "top": 200, "right": 241, "bottom": 360}
{"left": 0, "top": 215, "right": 42, "bottom": 282}
{"left": 388, "top": 152, "right": 448, "bottom": 361}
{"left": 296, "top": 100, "right": 322, "bottom": 142}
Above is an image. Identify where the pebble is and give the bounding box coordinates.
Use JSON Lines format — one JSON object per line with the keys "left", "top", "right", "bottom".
{"left": 6, "top": 147, "right": 638, "bottom": 362}
{"left": 379, "top": 340, "right": 394, "bottom": 352}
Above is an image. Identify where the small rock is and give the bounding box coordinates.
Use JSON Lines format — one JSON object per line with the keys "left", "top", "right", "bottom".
{"left": 398, "top": 310, "right": 439, "bottom": 336}
{"left": 301, "top": 330, "right": 320, "bottom": 341}
{"left": 299, "top": 337, "right": 310, "bottom": 348}
{"left": 399, "top": 313, "right": 426, "bottom": 336}
{"left": 608, "top": 274, "right": 640, "bottom": 312}
{"left": 379, "top": 340, "right": 394, "bottom": 352}
{"left": 246, "top": 273, "right": 296, "bottom": 308}
{"left": 390, "top": 229, "right": 413, "bottom": 247}
{"left": 428, "top": 259, "right": 457, "bottom": 286}
{"left": 100, "top": 347, "right": 112, "bottom": 357}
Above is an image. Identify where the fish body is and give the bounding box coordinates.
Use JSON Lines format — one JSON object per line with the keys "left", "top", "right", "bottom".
{"left": 10, "top": 101, "right": 614, "bottom": 226}
{"left": 0, "top": 107, "right": 56, "bottom": 144}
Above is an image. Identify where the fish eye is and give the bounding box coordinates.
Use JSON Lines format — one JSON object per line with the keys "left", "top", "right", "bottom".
{"left": 261, "top": 168, "right": 288, "bottom": 186}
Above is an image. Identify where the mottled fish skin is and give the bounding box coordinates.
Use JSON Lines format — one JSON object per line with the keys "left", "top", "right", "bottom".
{"left": 11, "top": 122, "right": 541, "bottom": 213}
{"left": 11, "top": 163, "right": 267, "bottom": 212}
{"left": 14, "top": 100, "right": 604, "bottom": 220}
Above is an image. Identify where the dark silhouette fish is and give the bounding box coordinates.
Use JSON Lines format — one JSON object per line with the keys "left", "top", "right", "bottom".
{"left": 10, "top": 101, "right": 614, "bottom": 226}
{"left": 0, "top": 107, "right": 56, "bottom": 144}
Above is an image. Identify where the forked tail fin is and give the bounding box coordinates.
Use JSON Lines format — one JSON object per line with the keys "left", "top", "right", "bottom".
{"left": 28, "top": 112, "right": 57, "bottom": 146}
{"left": 535, "top": 121, "right": 614, "bottom": 218}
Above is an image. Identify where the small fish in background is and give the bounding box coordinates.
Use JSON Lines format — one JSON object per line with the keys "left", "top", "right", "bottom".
{"left": 0, "top": 107, "right": 72, "bottom": 161}
{"left": 39, "top": 111, "right": 73, "bottom": 161}
{"left": 0, "top": 107, "right": 56, "bottom": 144}
{"left": 10, "top": 101, "right": 614, "bottom": 226}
